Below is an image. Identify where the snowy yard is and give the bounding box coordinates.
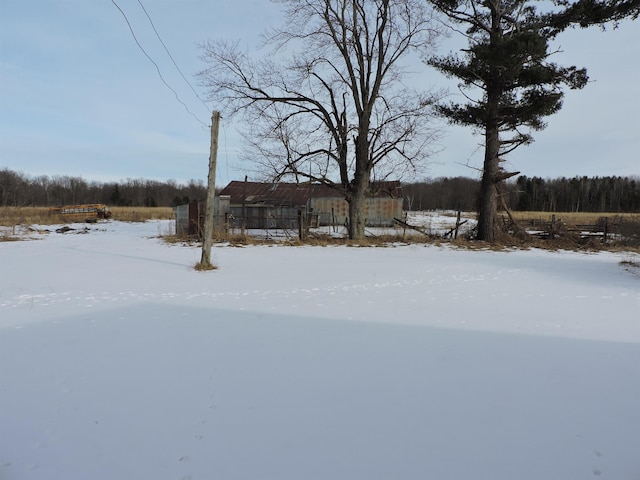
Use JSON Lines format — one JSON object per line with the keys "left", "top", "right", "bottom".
{"left": 1, "top": 220, "right": 639, "bottom": 480}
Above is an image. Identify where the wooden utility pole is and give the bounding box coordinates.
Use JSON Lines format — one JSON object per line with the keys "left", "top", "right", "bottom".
{"left": 200, "top": 111, "right": 221, "bottom": 269}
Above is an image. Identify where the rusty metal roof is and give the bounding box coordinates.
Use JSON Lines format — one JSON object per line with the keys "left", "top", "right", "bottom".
{"left": 219, "top": 181, "right": 403, "bottom": 206}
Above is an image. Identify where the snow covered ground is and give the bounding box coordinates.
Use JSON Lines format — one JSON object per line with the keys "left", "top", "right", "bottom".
{"left": 1, "top": 220, "right": 639, "bottom": 480}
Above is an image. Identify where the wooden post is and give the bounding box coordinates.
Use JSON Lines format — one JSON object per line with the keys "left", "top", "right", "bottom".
{"left": 298, "top": 209, "right": 304, "bottom": 241}
{"left": 241, "top": 175, "right": 247, "bottom": 236}
{"left": 331, "top": 207, "right": 336, "bottom": 233}
{"left": 200, "top": 111, "right": 221, "bottom": 269}
{"left": 403, "top": 211, "right": 408, "bottom": 238}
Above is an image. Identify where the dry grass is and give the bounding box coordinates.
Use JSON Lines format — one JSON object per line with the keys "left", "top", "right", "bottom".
{"left": 110, "top": 206, "right": 174, "bottom": 222}
{"left": 506, "top": 211, "right": 640, "bottom": 250}
{"left": 0, "top": 207, "right": 52, "bottom": 227}
{"left": 194, "top": 261, "right": 218, "bottom": 271}
{"left": 168, "top": 212, "right": 639, "bottom": 251}
{"left": 510, "top": 211, "right": 640, "bottom": 225}
{"left": 0, "top": 206, "right": 174, "bottom": 227}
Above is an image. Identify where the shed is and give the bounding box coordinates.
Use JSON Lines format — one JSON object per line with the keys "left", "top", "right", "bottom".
{"left": 219, "top": 181, "right": 403, "bottom": 228}
{"left": 174, "top": 195, "right": 230, "bottom": 236}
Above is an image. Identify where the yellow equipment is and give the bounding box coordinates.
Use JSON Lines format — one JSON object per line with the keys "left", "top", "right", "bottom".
{"left": 49, "top": 204, "right": 112, "bottom": 222}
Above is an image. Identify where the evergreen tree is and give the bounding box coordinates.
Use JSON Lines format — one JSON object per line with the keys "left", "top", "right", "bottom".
{"left": 428, "top": 0, "right": 639, "bottom": 240}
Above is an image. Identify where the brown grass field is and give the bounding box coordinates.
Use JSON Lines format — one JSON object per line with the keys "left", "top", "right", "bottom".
{"left": 508, "top": 210, "right": 640, "bottom": 225}
{"left": 1, "top": 206, "right": 638, "bottom": 228}
{"left": 0, "top": 206, "right": 174, "bottom": 227}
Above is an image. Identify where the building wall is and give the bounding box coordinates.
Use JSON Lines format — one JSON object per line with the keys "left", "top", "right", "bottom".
{"left": 228, "top": 205, "right": 302, "bottom": 229}
{"left": 174, "top": 196, "right": 230, "bottom": 236}
{"left": 309, "top": 197, "right": 402, "bottom": 227}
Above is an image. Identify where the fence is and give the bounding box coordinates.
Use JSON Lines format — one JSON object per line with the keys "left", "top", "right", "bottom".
{"left": 514, "top": 215, "right": 640, "bottom": 245}
{"left": 176, "top": 201, "right": 318, "bottom": 240}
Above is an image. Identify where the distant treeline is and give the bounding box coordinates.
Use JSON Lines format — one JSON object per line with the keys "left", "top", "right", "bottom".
{"left": 404, "top": 175, "right": 640, "bottom": 212}
{"left": 509, "top": 175, "right": 640, "bottom": 213}
{"left": 0, "top": 169, "right": 208, "bottom": 208}
{"left": 2, "top": 168, "right": 639, "bottom": 212}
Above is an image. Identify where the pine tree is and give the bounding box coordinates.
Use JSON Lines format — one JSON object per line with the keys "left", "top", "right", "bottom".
{"left": 428, "top": 0, "right": 639, "bottom": 240}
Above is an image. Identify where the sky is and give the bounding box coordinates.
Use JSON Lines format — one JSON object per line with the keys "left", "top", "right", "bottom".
{"left": 1, "top": 0, "right": 638, "bottom": 187}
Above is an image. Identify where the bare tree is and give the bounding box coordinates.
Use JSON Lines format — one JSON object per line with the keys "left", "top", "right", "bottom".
{"left": 199, "top": 0, "right": 442, "bottom": 239}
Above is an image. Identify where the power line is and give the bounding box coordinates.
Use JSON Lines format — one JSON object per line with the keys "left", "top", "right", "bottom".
{"left": 110, "top": 0, "right": 208, "bottom": 127}
{"left": 136, "top": 0, "right": 210, "bottom": 112}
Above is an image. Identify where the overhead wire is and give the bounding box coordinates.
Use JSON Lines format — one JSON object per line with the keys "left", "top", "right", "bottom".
{"left": 110, "top": 0, "right": 208, "bottom": 127}
{"left": 135, "top": 0, "right": 211, "bottom": 113}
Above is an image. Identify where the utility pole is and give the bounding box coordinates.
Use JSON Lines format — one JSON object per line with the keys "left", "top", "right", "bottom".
{"left": 199, "top": 111, "right": 220, "bottom": 270}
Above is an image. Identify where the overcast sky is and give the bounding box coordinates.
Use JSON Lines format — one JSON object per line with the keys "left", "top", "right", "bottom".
{"left": 1, "top": 1, "right": 638, "bottom": 186}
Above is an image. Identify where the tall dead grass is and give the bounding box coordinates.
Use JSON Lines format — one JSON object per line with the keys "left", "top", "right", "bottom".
{"left": 109, "top": 206, "right": 174, "bottom": 222}
{"left": 0, "top": 206, "right": 174, "bottom": 227}
{"left": 510, "top": 211, "right": 640, "bottom": 225}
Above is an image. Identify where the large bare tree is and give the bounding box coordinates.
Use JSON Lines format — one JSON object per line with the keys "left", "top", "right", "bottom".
{"left": 199, "top": 0, "right": 442, "bottom": 239}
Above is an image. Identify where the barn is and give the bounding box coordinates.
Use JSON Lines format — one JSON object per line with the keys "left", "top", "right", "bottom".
{"left": 219, "top": 181, "right": 403, "bottom": 229}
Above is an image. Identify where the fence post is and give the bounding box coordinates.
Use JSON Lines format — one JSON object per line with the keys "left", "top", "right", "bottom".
{"left": 298, "top": 209, "right": 304, "bottom": 241}
{"left": 241, "top": 175, "right": 248, "bottom": 236}
{"left": 332, "top": 207, "right": 336, "bottom": 233}
{"left": 403, "top": 211, "right": 408, "bottom": 238}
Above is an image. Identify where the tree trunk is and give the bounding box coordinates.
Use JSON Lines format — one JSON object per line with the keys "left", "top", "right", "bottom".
{"left": 477, "top": 131, "right": 500, "bottom": 241}
{"left": 348, "top": 187, "right": 367, "bottom": 240}
{"left": 348, "top": 128, "right": 371, "bottom": 241}
{"left": 476, "top": 17, "right": 502, "bottom": 242}
{"left": 477, "top": 81, "right": 501, "bottom": 242}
